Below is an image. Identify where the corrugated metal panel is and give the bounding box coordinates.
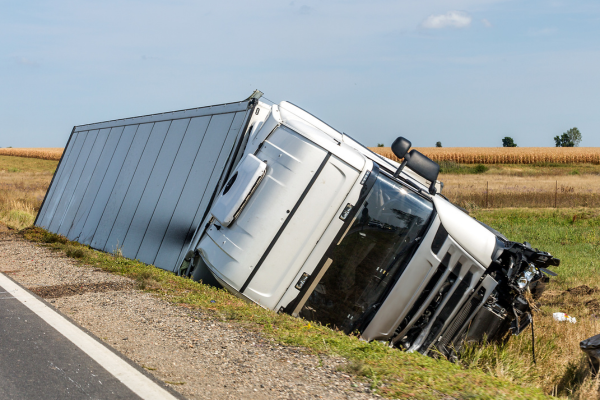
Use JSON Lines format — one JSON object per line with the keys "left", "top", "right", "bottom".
{"left": 36, "top": 100, "right": 252, "bottom": 272}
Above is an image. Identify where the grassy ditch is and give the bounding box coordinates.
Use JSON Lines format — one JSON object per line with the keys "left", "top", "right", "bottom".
{"left": 22, "top": 226, "right": 550, "bottom": 399}
{"left": 468, "top": 208, "right": 600, "bottom": 399}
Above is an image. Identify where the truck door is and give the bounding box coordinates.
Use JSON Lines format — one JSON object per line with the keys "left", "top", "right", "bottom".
{"left": 200, "top": 125, "right": 361, "bottom": 309}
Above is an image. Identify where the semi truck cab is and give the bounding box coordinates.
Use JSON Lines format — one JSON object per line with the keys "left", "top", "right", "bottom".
{"left": 194, "top": 100, "right": 559, "bottom": 356}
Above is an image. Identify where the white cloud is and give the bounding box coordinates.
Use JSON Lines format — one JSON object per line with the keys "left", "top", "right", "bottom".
{"left": 421, "top": 11, "right": 472, "bottom": 29}
{"left": 482, "top": 18, "right": 492, "bottom": 28}
{"left": 14, "top": 57, "right": 39, "bottom": 67}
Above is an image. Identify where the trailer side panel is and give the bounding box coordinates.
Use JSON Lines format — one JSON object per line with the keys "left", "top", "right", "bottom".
{"left": 36, "top": 101, "right": 252, "bottom": 272}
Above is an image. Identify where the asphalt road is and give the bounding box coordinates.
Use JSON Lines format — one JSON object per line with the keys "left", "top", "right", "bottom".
{"left": 0, "top": 273, "right": 179, "bottom": 400}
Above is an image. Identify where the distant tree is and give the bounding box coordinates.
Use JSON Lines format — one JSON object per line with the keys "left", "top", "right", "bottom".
{"left": 502, "top": 137, "right": 517, "bottom": 147}
{"left": 377, "top": 143, "right": 385, "bottom": 147}
{"left": 555, "top": 127, "right": 581, "bottom": 147}
{"left": 435, "top": 141, "right": 442, "bottom": 147}
{"left": 554, "top": 133, "right": 573, "bottom": 147}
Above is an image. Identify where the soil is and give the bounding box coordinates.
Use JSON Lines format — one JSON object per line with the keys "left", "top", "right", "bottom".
{"left": 566, "top": 285, "right": 599, "bottom": 296}
{"left": 0, "top": 228, "right": 383, "bottom": 400}
{"left": 586, "top": 299, "right": 600, "bottom": 313}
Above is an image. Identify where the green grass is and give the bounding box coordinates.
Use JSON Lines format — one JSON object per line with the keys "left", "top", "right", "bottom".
{"left": 467, "top": 208, "right": 600, "bottom": 399}
{"left": 22, "top": 226, "right": 550, "bottom": 400}
{"left": 439, "top": 161, "right": 489, "bottom": 174}
{"left": 472, "top": 208, "right": 600, "bottom": 289}
{"left": 0, "top": 155, "right": 57, "bottom": 173}
{"left": 439, "top": 162, "right": 600, "bottom": 177}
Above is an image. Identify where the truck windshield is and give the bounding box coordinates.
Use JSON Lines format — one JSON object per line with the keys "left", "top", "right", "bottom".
{"left": 300, "top": 174, "right": 434, "bottom": 333}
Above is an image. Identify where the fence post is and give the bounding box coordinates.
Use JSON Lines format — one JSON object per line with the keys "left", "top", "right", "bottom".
{"left": 486, "top": 181, "right": 489, "bottom": 208}
{"left": 555, "top": 180, "right": 557, "bottom": 208}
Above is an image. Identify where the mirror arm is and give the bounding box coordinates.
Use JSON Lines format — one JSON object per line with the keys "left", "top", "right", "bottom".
{"left": 429, "top": 181, "right": 437, "bottom": 195}
{"left": 394, "top": 153, "right": 410, "bottom": 178}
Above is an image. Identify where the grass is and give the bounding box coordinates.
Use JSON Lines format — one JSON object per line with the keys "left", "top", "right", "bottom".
{"left": 439, "top": 161, "right": 489, "bottom": 174}
{"left": 0, "top": 155, "right": 59, "bottom": 173}
{"left": 21, "top": 226, "right": 550, "bottom": 399}
{"left": 468, "top": 208, "right": 600, "bottom": 398}
{"left": 3, "top": 153, "right": 600, "bottom": 398}
{"left": 0, "top": 156, "right": 57, "bottom": 229}
{"left": 473, "top": 208, "right": 600, "bottom": 290}
{"left": 439, "top": 163, "right": 600, "bottom": 177}
{"left": 439, "top": 167, "right": 600, "bottom": 209}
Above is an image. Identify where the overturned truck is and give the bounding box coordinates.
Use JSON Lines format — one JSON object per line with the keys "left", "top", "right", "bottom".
{"left": 37, "top": 92, "right": 559, "bottom": 357}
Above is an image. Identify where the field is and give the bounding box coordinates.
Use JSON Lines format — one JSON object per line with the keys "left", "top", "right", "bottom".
{"left": 441, "top": 173, "right": 600, "bottom": 209}
{"left": 2, "top": 154, "right": 600, "bottom": 398}
{"left": 371, "top": 147, "right": 600, "bottom": 209}
{"left": 370, "top": 147, "right": 600, "bottom": 164}
{"left": 0, "top": 147, "right": 63, "bottom": 160}
{"left": 0, "top": 156, "right": 57, "bottom": 229}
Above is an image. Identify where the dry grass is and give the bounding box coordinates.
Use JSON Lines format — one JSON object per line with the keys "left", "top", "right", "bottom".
{"left": 466, "top": 208, "right": 600, "bottom": 399}
{"left": 0, "top": 147, "right": 63, "bottom": 160}
{"left": 0, "top": 156, "right": 57, "bottom": 229}
{"left": 441, "top": 175, "right": 600, "bottom": 209}
{"left": 461, "top": 306, "right": 600, "bottom": 398}
{"left": 371, "top": 147, "right": 600, "bottom": 164}
{"left": 3, "top": 155, "right": 600, "bottom": 398}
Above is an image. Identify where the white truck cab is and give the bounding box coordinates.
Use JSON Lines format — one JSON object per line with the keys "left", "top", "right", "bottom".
{"left": 192, "top": 99, "right": 559, "bottom": 356}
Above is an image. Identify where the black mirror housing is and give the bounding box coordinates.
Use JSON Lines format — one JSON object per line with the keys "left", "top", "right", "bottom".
{"left": 391, "top": 137, "right": 411, "bottom": 160}
{"left": 406, "top": 150, "right": 439, "bottom": 183}
{"left": 391, "top": 138, "right": 440, "bottom": 194}
{"left": 406, "top": 150, "right": 440, "bottom": 194}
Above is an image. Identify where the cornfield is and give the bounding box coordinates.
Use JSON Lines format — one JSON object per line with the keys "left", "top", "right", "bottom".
{"left": 0, "top": 148, "right": 63, "bottom": 161}
{"left": 370, "top": 147, "right": 600, "bottom": 164}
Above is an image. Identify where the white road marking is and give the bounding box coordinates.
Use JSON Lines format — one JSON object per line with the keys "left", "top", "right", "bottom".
{"left": 0, "top": 273, "right": 178, "bottom": 400}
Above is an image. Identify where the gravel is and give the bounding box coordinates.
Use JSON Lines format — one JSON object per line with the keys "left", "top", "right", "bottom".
{"left": 0, "top": 228, "right": 384, "bottom": 400}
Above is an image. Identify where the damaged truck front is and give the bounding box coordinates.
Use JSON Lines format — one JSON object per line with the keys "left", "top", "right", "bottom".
{"left": 189, "top": 99, "right": 560, "bottom": 357}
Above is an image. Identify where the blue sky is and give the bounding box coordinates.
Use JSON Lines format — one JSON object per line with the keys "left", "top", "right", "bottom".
{"left": 1, "top": 0, "right": 599, "bottom": 148}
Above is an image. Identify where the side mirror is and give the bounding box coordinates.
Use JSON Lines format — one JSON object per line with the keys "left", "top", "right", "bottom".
{"left": 392, "top": 137, "right": 440, "bottom": 194}
{"left": 391, "top": 137, "right": 411, "bottom": 160}
{"left": 406, "top": 150, "right": 440, "bottom": 194}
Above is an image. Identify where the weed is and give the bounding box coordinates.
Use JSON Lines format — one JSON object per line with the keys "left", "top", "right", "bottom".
{"left": 65, "top": 246, "right": 85, "bottom": 258}
{"left": 438, "top": 161, "right": 489, "bottom": 175}
{"left": 474, "top": 164, "right": 489, "bottom": 174}
{"left": 438, "top": 160, "right": 462, "bottom": 174}
{"left": 42, "top": 232, "right": 68, "bottom": 244}
{"left": 556, "top": 357, "right": 591, "bottom": 397}
{"left": 112, "top": 241, "right": 124, "bottom": 258}
{"left": 339, "top": 359, "right": 368, "bottom": 376}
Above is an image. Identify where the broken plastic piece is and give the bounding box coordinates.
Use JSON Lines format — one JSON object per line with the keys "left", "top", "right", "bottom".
{"left": 553, "top": 312, "right": 576, "bottom": 323}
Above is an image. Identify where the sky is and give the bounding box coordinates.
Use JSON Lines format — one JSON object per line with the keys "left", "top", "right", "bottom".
{"left": 1, "top": 0, "right": 599, "bottom": 148}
